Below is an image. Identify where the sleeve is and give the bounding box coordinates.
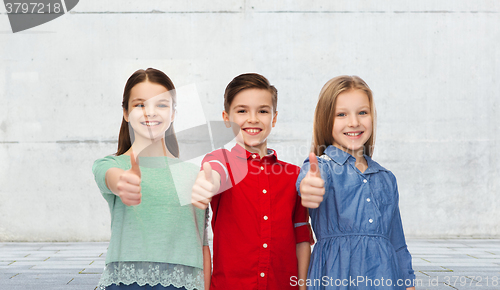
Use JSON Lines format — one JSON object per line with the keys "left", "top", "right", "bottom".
{"left": 389, "top": 181, "right": 416, "bottom": 286}
{"left": 201, "top": 149, "right": 231, "bottom": 192}
{"left": 293, "top": 193, "right": 315, "bottom": 245}
{"left": 295, "top": 155, "right": 330, "bottom": 200}
{"left": 92, "top": 156, "right": 120, "bottom": 196}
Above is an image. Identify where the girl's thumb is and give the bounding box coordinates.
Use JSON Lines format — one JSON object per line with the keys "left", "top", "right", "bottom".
{"left": 130, "top": 151, "right": 141, "bottom": 178}
{"left": 308, "top": 152, "right": 321, "bottom": 178}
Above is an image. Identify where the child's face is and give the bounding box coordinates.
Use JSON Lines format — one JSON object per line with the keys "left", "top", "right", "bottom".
{"left": 124, "top": 81, "right": 175, "bottom": 142}
{"left": 332, "top": 89, "right": 372, "bottom": 157}
{"left": 223, "top": 88, "right": 277, "bottom": 155}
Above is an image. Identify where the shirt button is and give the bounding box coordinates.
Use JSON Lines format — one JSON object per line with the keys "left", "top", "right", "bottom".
{"left": 262, "top": 189, "right": 267, "bottom": 194}
{"left": 260, "top": 272, "right": 265, "bottom": 277}
{"left": 263, "top": 215, "right": 268, "bottom": 220}
{"left": 369, "top": 218, "right": 373, "bottom": 223}
{"left": 263, "top": 243, "right": 268, "bottom": 248}
{"left": 260, "top": 166, "right": 264, "bottom": 170}
{"left": 363, "top": 179, "right": 367, "bottom": 183}
{"left": 366, "top": 198, "right": 371, "bottom": 202}
{"left": 252, "top": 154, "right": 257, "bottom": 159}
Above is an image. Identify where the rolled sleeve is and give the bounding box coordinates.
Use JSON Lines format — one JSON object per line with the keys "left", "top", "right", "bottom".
{"left": 293, "top": 194, "right": 315, "bottom": 245}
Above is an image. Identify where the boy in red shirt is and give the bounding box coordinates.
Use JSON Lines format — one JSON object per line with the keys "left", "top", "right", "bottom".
{"left": 192, "top": 73, "right": 313, "bottom": 290}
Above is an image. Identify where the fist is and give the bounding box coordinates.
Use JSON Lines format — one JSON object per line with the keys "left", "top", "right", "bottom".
{"left": 299, "top": 153, "right": 325, "bottom": 208}
{"left": 117, "top": 152, "right": 142, "bottom": 206}
{"left": 191, "top": 162, "right": 219, "bottom": 209}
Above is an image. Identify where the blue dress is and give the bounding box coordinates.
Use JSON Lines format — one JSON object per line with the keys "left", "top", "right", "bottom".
{"left": 296, "top": 146, "right": 415, "bottom": 289}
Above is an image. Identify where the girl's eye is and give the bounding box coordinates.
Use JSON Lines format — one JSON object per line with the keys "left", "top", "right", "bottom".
{"left": 336, "top": 113, "right": 345, "bottom": 117}
{"left": 135, "top": 104, "right": 144, "bottom": 108}
{"left": 359, "top": 111, "right": 368, "bottom": 115}
{"left": 158, "top": 104, "right": 169, "bottom": 108}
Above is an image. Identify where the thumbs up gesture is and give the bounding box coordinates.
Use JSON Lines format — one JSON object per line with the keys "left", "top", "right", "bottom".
{"left": 116, "top": 152, "right": 142, "bottom": 206}
{"left": 299, "top": 153, "right": 325, "bottom": 208}
{"left": 192, "top": 162, "right": 221, "bottom": 210}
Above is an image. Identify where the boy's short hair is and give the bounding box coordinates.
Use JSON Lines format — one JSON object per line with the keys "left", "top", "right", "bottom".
{"left": 224, "top": 73, "right": 278, "bottom": 113}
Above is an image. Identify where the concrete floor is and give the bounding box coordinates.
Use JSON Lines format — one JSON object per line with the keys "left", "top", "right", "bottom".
{"left": 0, "top": 239, "right": 499, "bottom": 289}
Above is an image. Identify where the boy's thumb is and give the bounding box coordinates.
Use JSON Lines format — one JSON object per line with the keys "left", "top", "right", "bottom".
{"left": 308, "top": 152, "right": 321, "bottom": 178}
{"left": 130, "top": 151, "right": 141, "bottom": 178}
{"left": 203, "top": 162, "right": 213, "bottom": 183}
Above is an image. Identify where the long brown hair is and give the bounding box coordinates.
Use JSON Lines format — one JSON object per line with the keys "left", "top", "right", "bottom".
{"left": 116, "top": 68, "right": 179, "bottom": 157}
{"left": 312, "top": 75, "right": 377, "bottom": 157}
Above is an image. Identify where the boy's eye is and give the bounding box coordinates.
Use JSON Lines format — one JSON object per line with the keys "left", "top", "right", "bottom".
{"left": 135, "top": 103, "right": 144, "bottom": 108}
{"left": 158, "top": 104, "right": 169, "bottom": 108}
{"left": 237, "top": 109, "right": 246, "bottom": 113}
{"left": 259, "top": 110, "right": 269, "bottom": 114}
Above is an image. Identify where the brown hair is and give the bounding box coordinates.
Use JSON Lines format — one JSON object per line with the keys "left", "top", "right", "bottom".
{"left": 312, "top": 75, "right": 377, "bottom": 157}
{"left": 224, "top": 73, "right": 277, "bottom": 113}
{"left": 116, "top": 68, "right": 179, "bottom": 157}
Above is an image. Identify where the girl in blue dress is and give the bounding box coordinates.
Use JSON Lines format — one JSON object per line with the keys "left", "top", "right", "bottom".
{"left": 297, "top": 76, "right": 416, "bottom": 290}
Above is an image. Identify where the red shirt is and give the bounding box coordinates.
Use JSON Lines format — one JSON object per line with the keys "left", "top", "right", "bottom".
{"left": 203, "top": 144, "right": 314, "bottom": 290}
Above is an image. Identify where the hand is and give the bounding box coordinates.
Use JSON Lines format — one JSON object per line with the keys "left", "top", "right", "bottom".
{"left": 116, "top": 152, "right": 142, "bottom": 206}
{"left": 192, "top": 162, "right": 219, "bottom": 210}
{"left": 299, "top": 152, "right": 325, "bottom": 208}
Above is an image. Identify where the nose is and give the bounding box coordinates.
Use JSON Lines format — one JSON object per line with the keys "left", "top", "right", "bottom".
{"left": 247, "top": 112, "right": 259, "bottom": 123}
{"left": 143, "top": 104, "right": 157, "bottom": 118}
{"left": 348, "top": 115, "right": 360, "bottom": 127}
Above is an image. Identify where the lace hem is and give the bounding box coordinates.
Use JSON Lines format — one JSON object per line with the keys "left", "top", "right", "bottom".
{"left": 98, "top": 262, "right": 204, "bottom": 290}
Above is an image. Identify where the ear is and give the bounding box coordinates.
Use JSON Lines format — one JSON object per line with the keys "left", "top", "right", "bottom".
{"left": 272, "top": 111, "right": 278, "bottom": 128}
{"left": 222, "top": 110, "right": 231, "bottom": 128}
{"left": 123, "top": 108, "right": 129, "bottom": 122}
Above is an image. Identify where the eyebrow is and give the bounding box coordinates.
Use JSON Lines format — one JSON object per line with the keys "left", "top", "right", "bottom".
{"left": 335, "top": 106, "right": 370, "bottom": 111}
{"left": 131, "top": 98, "right": 171, "bottom": 103}
{"left": 233, "top": 104, "right": 272, "bottom": 109}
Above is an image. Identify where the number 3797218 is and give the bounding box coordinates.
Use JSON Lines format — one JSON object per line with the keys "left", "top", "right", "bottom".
{"left": 5, "top": 2, "right": 63, "bottom": 14}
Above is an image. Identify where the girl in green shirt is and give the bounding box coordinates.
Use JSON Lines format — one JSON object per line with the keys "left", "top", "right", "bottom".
{"left": 93, "top": 68, "right": 210, "bottom": 290}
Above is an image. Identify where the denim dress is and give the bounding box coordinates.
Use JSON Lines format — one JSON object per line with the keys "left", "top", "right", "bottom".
{"left": 296, "top": 146, "right": 415, "bottom": 289}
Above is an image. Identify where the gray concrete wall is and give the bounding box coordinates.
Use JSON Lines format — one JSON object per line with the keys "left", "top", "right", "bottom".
{"left": 0, "top": 1, "right": 498, "bottom": 241}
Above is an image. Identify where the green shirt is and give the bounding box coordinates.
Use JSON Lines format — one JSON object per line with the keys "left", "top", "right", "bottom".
{"left": 93, "top": 155, "right": 206, "bottom": 269}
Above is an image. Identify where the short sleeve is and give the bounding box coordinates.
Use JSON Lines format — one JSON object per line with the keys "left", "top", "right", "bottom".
{"left": 92, "top": 156, "right": 121, "bottom": 196}
{"left": 293, "top": 194, "right": 315, "bottom": 245}
{"left": 389, "top": 182, "right": 416, "bottom": 286}
{"left": 201, "top": 149, "right": 231, "bottom": 191}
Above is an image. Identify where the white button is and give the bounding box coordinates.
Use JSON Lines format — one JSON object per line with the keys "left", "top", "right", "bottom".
{"left": 252, "top": 154, "right": 257, "bottom": 159}
{"left": 262, "top": 189, "right": 267, "bottom": 194}
{"left": 369, "top": 219, "right": 373, "bottom": 223}
{"left": 260, "top": 166, "right": 264, "bottom": 170}
{"left": 263, "top": 243, "right": 268, "bottom": 248}
{"left": 263, "top": 216, "right": 268, "bottom": 220}
{"left": 363, "top": 179, "right": 367, "bottom": 183}
{"left": 260, "top": 272, "right": 265, "bottom": 277}
{"left": 366, "top": 198, "right": 371, "bottom": 202}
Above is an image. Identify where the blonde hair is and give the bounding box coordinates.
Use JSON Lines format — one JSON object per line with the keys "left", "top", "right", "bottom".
{"left": 312, "top": 75, "right": 377, "bottom": 157}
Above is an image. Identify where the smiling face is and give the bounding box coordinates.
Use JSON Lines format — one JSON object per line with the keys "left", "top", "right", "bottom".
{"left": 332, "top": 89, "right": 373, "bottom": 157}
{"left": 124, "top": 81, "right": 175, "bottom": 143}
{"left": 223, "top": 88, "right": 277, "bottom": 156}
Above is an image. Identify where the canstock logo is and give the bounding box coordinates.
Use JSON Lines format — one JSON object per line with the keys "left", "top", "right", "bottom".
{"left": 4, "top": 0, "right": 79, "bottom": 33}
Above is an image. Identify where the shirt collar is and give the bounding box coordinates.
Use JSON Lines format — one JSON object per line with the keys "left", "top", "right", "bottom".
{"left": 231, "top": 143, "right": 277, "bottom": 161}
{"left": 323, "top": 145, "right": 386, "bottom": 173}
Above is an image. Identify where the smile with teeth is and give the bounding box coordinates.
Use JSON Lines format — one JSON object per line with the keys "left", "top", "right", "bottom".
{"left": 244, "top": 128, "right": 262, "bottom": 134}
{"left": 141, "top": 121, "right": 161, "bottom": 126}
{"left": 345, "top": 132, "right": 362, "bottom": 136}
